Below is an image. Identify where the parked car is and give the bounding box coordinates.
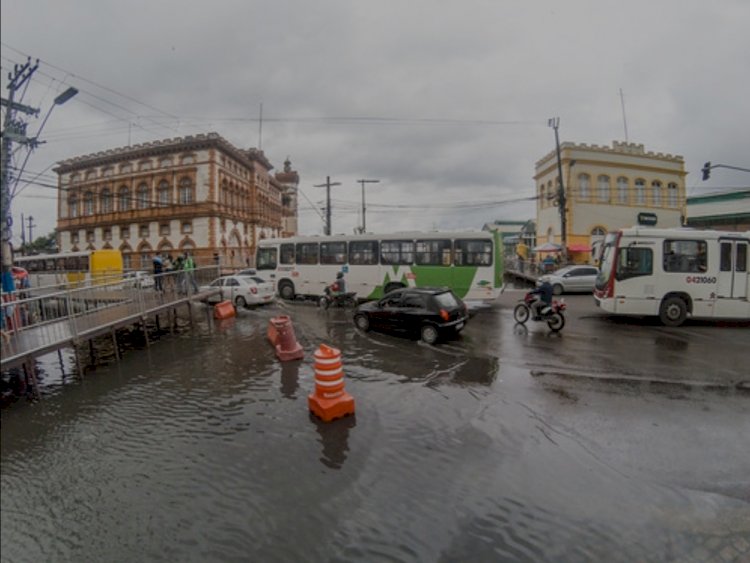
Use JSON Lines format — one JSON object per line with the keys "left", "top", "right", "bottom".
{"left": 200, "top": 275, "right": 275, "bottom": 307}
{"left": 353, "top": 287, "right": 468, "bottom": 345}
{"left": 536, "top": 265, "right": 599, "bottom": 295}
{"left": 122, "top": 271, "right": 155, "bottom": 289}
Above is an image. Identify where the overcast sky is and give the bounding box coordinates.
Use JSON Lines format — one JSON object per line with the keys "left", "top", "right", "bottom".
{"left": 2, "top": 0, "right": 749, "bottom": 244}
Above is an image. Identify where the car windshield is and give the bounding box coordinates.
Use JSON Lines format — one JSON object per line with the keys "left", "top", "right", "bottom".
{"left": 433, "top": 291, "right": 460, "bottom": 309}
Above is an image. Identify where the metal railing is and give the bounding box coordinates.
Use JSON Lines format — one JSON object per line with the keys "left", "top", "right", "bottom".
{"left": 1, "top": 266, "right": 220, "bottom": 367}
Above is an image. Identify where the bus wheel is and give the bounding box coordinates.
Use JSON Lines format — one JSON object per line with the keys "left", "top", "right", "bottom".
{"left": 659, "top": 296, "right": 687, "bottom": 327}
{"left": 279, "top": 281, "right": 295, "bottom": 301}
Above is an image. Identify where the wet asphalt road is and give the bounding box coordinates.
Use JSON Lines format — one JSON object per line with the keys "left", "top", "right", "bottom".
{"left": 1, "top": 290, "right": 748, "bottom": 562}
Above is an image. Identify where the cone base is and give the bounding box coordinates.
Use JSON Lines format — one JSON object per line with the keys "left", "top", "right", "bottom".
{"left": 276, "top": 343, "right": 304, "bottom": 362}
{"left": 308, "top": 392, "right": 355, "bottom": 422}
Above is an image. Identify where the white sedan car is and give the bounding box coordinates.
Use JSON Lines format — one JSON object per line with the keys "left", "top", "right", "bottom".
{"left": 200, "top": 275, "right": 275, "bottom": 307}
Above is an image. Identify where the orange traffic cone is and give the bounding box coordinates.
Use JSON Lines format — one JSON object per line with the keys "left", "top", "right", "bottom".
{"left": 308, "top": 344, "right": 355, "bottom": 422}
{"left": 214, "top": 300, "right": 235, "bottom": 319}
{"left": 269, "top": 315, "right": 304, "bottom": 361}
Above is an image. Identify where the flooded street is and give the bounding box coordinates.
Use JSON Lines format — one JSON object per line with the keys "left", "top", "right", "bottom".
{"left": 2, "top": 292, "right": 749, "bottom": 562}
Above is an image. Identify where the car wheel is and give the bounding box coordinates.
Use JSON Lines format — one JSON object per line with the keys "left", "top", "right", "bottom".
{"left": 513, "top": 303, "right": 530, "bottom": 324}
{"left": 235, "top": 296, "right": 247, "bottom": 309}
{"left": 421, "top": 324, "right": 439, "bottom": 345}
{"left": 552, "top": 283, "right": 563, "bottom": 295}
{"left": 354, "top": 313, "right": 370, "bottom": 332}
{"left": 279, "top": 281, "right": 295, "bottom": 301}
{"left": 659, "top": 296, "right": 687, "bottom": 327}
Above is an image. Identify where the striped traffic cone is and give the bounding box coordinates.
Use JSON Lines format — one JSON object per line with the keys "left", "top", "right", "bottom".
{"left": 308, "top": 344, "right": 355, "bottom": 422}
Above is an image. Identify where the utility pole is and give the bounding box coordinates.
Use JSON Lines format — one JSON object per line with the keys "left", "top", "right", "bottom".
{"left": 27, "top": 215, "right": 36, "bottom": 248}
{"left": 356, "top": 179, "right": 379, "bottom": 234}
{"left": 1, "top": 58, "right": 40, "bottom": 286}
{"left": 313, "top": 176, "right": 341, "bottom": 235}
{"left": 548, "top": 117, "right": 567, "bottom": 261}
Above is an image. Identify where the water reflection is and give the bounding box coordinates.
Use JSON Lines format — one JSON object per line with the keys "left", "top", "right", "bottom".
{"left": 311, "top": 413, "right": 356, "bottom": 469}
{"left": 280, "top": 361, "right": 301, "bottom": 399}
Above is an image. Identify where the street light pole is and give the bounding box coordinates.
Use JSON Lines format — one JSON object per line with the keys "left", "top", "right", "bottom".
{"left": 356, "top": 179, "right": 379, "bottom": 233}
{"left": 313, "top": 176, "right": 342, "bottom": 235}
{"left": 548, "top": 117, "right": 567, "bottom": 260}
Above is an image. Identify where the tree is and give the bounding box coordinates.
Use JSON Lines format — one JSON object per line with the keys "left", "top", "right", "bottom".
{"left": 24, "top": 231, "right": 58, "bottom": 254}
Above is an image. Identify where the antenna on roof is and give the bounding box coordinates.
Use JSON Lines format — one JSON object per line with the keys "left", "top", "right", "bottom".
{"left": 619, "top": 88, "right": 629, "bottom": 143}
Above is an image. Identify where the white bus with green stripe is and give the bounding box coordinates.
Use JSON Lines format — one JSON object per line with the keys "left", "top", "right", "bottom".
{"left": 256, "top": 231, "right": 503, "bottom": 302}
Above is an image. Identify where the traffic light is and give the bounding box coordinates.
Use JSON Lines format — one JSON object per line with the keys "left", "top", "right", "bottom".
{"left": 701, "top": 161, "right": 711, "bottom": 181}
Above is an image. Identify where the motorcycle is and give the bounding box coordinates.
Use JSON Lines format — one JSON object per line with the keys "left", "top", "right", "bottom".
{"left": 513, "top": 291, "right": 566, "bottom": 332}
{"left": 318, "top": 286, "right": 357, "bottom": 309}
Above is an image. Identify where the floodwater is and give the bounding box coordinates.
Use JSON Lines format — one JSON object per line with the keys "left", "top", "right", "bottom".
{"left": 2, "top": 295, "right": 749, "bottom": 562}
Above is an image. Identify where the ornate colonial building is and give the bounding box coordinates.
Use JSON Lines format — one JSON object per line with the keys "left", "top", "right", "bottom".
{"left": 534, "top": 141, "right": 687, "bottom": 261}
{"left": 55, "top": 133, "right": 298, "bottom": 270}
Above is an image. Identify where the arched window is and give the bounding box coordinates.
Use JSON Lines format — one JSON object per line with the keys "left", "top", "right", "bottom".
{"left": 137, "top": 183, "right": 149, "bottom": 209}
{"left": 221, "top": 180, "right": 229, "bottom": 206}
{"left": 651, "top": 180, "right": 662, "bottom": 206}
{"left": 597, "top": 175, "right": 610, "bottom": 202}
{"left": 69, "top": 194, "right": 78, "bottom": 218}
{"left": 101, "top": 188, "right": 112, "bottom": 213}
{"left": 84, "top": 191, "right": 95, "bottom": 216}
{"left": 179, "top": 177, "right": 194, "bottom": 204}
{"left": 668, "top": 182, "right": 678, "bottom": 207}
{"left": 617, "top": 177, "right": 628, "bottom": 204}
{"left": 118, "top": 186, "right": 130, "bottom": 211}
{"left": 578, "top": 174, "right": 590, "bottom": 200}
{"left": 635, "top": 179, "right": 646, "bottom": 204}
{"left": 158, "top": 180, "right": 171, "bottom": 207}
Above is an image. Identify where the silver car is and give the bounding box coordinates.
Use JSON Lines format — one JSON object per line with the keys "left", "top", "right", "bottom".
{"left": 537, "top": 265, "right": 599, "bottom": 295}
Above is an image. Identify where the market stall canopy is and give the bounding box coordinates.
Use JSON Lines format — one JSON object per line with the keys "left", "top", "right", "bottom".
{"left": 533, "top": 242, "right": 562, "bottom": 253}
{"left": 567, "top": 244, "right": 592, "bottom": 253}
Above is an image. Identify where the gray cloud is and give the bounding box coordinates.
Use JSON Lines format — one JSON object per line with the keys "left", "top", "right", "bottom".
{"left": 2, "top": 0, "right": 749, "bottom": 241}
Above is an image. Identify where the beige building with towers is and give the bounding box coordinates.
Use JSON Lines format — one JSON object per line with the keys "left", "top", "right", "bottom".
{"left": 534, "top": 141, "right": 687, "bottom": 262}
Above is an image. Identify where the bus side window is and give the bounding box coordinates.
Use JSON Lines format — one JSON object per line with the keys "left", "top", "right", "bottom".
{"left": 280, "top": 244, "right": 295, "bottom": 265}
{"left": 617, "top": 247, "right": 653, "bottom": 280}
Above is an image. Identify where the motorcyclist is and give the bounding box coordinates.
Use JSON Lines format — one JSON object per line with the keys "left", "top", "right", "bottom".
{"left": 529, "top": 279, "right": 553, "bottom": 319}
{"left": 330, "top": 271, "right": 346, "bottom": 296}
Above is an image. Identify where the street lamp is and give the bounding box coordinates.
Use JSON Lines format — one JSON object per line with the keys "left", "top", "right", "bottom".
{"left": 356, "top": 179, "right": 379, "bottom": 233}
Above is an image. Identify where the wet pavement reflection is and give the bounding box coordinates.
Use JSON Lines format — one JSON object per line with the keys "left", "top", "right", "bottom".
{"left": 1, "top": 294, "right": 749, "bottom": 562}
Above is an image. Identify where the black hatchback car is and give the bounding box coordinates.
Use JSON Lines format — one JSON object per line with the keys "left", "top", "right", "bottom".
{"left": 353, "top": 287, "right": 469, "bottom": 345}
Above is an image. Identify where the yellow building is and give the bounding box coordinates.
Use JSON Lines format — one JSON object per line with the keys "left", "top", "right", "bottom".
{"left": 55, "top": 133, "right": 298, "bottom": 271}
{"left": 534, "top": 141, "right": 687, "bottom": 262}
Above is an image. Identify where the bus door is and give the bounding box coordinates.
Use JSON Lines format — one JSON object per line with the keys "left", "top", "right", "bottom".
{"left": 716, "top": 239, "right": 748, "bottom": 314}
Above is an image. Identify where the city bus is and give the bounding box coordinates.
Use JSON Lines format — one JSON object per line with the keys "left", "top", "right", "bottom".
{"left": 255, "top": 231, "right": 503, "bottom": 302}
{"left": 594, "top": 227, "right": 749, "bottom": 326}
{"left": 14, "top": 249, "right": 124, "bottom": 288}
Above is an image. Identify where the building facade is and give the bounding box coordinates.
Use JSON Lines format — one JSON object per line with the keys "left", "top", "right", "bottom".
{"left": 55, "top": 133, "right": 298, "bottom": 270}
{"left": 686, "top": 190, "right": 750, "bottom": 232}
{"left": 534, "top": 141, "right": 687, "bottom": 262}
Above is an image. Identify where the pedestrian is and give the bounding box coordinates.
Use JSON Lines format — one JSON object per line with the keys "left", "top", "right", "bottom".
{"left": 152, "top": 254, "right": 164, "bottom": 291}
{"left": 183, "top": 252, "right": 199, "bottom": 293}
{"left": 174, "top": 255, "right": 185, "bottom": 293}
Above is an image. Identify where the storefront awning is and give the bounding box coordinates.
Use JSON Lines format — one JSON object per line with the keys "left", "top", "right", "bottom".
{"left": 533, "top": 243, "right": 561, "bottom": 253}
{"left": 567, "top": 244, "right": 592, "bottom": 253}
